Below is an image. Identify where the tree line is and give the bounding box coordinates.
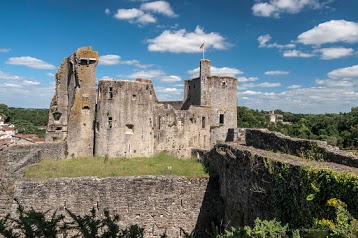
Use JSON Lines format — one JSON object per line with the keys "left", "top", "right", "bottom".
{"left": 237, "top": 106, "right": 358, "bottom": 150}
{"left": 0, "top": 103, "right": 49, "bottom": 138}
{"left": 0, "top": 103, "right": 357, "bottom": 149}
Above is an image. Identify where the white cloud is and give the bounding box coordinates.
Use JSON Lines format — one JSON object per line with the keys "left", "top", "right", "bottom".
{"left": 6, "top": 56, "right": 56, "bottom": 69}
{"left": 23, "top": 80, "right": 40, "bottom": 85}
{"left": 105, "top": 9, "right": 110, "bottom": 15}
{"left": 0, "top": 82, "right": 55, "bottom": 108}
{"left": 328, "top": 65, "right": 358, "bottom": 79}
{"left": 0, "top": 71, "right": 23, "bottom": 80}
{"left": 258, "top": 34, "right": 295, "bottom": 49}
{"left": 46, "top": 72, "right": 55, "bottom": 77}
{"left": 114, "top": 8, "right": 156, "bottom": 24}
{"left": 252, "top": 0, "right": 329, "bottom": 18}
{"left": 98, "top": 54, "right": 149, "bottom": 68}
{"left": 160, "top": 75, "right": 181, "bottom": 82}
{"left": 147, "top": 26, "right": 230, "bottom": 53}
{"left": 288, "top": 84, "right": 302, "bottom": 89}
{"left": 98, "top": 55, "right": 121, "bottom": 65}
{"left": 236, "top": 77, "right": 258, "bottom": 82}
{"left": 187, "top": 66, "right": 243, "bottom": 78}
{"left": 0, "top": 48, "right": 10, "bottom": 53}
{"left": 282, "top": 50, "right": 314, "bottom": 58}
{"left": 242, "top": 90, "right": 263, "bottom": 95}
{"left": 140, "top": 1, "right": 177, "bottom": 17}
{"left": 241, "top": 82, "right": 281, "bottom": 88}
{"left": 314, "top": 47, "right": 355, "bottom": 60}
{"left": 239, "top": 66, "right": 358, "bottom": 113}
{"left": 297, "top": 20, "right": 358, "bottom": 46}
{"left": 264, "top": 70, "right": 289, "bottom": 75}
{"left": 128, "top": 70, "right": 165, "bottom": 79}
{"left": 127, "top": 69, "right": 181, "bottom": 83}
{"left": 154, "top": 86, "right": 183, "bottom": 101}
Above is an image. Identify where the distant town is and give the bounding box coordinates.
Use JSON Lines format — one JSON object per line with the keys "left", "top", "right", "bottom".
{"left": 0, "top": 115, "right": 44, "bottom": 150}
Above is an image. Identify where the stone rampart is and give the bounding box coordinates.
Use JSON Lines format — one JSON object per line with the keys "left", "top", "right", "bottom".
{"left": 206, "top": 143, "right": 358, "bottom": 228}
{"left": 0, "top": 143, "right": 66, "bottom": 216}
{"left": 10, "top": 176, "right": 219, "bottom": 238}
{"left": 245, "top": 129, "right": 358, "bottom": 167}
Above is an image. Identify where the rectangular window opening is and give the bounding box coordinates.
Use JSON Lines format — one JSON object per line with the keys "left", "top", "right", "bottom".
{"left": 219, "top": 114, "right": 224, "bottom": 124}
{"left": 108, "top": 87, "right": 113, "bottom": 99}
{"left": 108, "top": 116, "right": 113, "bottom": 129}
{"left": 201, "top": 117, "right": 206, "bottom": 129}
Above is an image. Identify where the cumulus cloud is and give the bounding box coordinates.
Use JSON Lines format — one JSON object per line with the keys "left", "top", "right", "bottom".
{"left": 297, "top": 20, "right": 358, "bottom": 46}
{"left": 0, "top": 48, "right": 10, "bottom": 53}
{"left": 264, "top": 70, "right": 289, "bottom": 75}
{"left": 241, "top": 82, "right": 282, "bottom": 88}
{"left": 239, "top": 66, "right": 358, "bottom": 113}
{"left": 46, "top": 72, "right": 55, "bottom": 77}
{"left": 114, "top": 8, "right": 156, "bottom": 24}
{"left": 327, "top": 65, "right": 358, "bottom": 79}
{"left": 282, "top": 50, "right": 314, "bottom": 58}
{"left": 288, "top": 85, "right": 302, "bottom": 89}
{"left": 252, "top": 0, "right": 330, "bottom": 18}
{"left": 23, "top": 80, "right": 40, "bottom": 85}
{"left": 105, "top": 9, "right": 110, "bottom": 15}
{"left": 140, "top": 1, "right": 177, "bottom": 17}
{"left": 0, "top": 71, "right": 23, "bottom": 80}
{"left": 258, "top": 34, "right": 295, "bottom": 49}
{"left": 160, "top": 75, "right": 181, "bottom": 82}
{"left": 0, "top": 81, "right": 55, "bottom": 108}
{"left": 113, "top": 1, "right": 176, "bottom": 25}
{"left": 314, "top": 47, "right": 355, "bottom": 60}
{"left": 126, "top": 69, "right": 181, "bottom": 83}
{"left": 6, "top": 56, "right": 56, "bottom": 69}
{"left": 187, "top": 65, "right": 243, "bottom": 78}
{"left": 154, "top": 86, "right": 183, "bottom": 101}
{"left": 147, "top": 26, "right": 230, "bottom": 53}
{"left": 98, "top": 54, "right": 151, "bottom": 68}
{"left": 236, "top": 77, "right": 258, "bottom": 82}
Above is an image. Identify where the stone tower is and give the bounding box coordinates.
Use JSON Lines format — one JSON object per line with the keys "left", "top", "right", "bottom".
{"left": 46, "top": 47, "right": 98, "bottom": 157}
{"left": 198, "top": 59, "right": 238, "bottom": 143}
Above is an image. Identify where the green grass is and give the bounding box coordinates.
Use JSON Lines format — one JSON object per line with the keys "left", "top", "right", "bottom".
{"left": 24, "top": 153, "right": 208, "bottom": 179}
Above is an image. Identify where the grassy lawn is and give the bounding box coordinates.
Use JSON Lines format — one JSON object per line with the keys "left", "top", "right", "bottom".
{"left": 24, "top": 153, "right": 208, "bottom": 179}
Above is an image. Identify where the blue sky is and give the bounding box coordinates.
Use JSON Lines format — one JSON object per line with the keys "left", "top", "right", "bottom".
{"left": 0, "top": 0, "right": 357, "bottom": 113}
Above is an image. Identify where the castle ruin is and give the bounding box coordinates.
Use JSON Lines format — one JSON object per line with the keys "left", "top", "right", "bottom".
{"left": 46, "top": 47, "right": 238, "bottom": 158}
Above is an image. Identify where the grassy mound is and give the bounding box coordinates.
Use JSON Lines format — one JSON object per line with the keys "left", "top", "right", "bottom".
{"left": 24, "top": 153, "right": 208, "bottom": 178}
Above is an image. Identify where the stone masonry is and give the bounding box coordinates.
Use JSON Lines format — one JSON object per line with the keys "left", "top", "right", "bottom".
{"left": 46, "top": 47, "right": 238, "bottom": 158}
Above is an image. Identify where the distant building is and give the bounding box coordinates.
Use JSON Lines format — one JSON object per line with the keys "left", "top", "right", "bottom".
{"left": 268, "top": 110, "right": 283, "bottom": 123}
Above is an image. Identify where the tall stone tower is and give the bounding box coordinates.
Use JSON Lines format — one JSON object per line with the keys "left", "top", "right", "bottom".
{"left": 46, "top": 47, "right": 98, "bottom": 157}
{"left": 198, "top": 59, "right": 238, "bottom": 143}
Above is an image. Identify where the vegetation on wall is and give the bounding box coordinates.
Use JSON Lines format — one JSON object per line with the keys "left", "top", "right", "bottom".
{"left": 237, "top": 106, "right": 358, "bottom": 150}
{"left": 0, "top": 103, "right": 49, "bottom": 138}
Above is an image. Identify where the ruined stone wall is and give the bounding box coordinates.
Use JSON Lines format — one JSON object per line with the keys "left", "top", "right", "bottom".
{"left": 45, "top": 58, "right": 70, "bottom": 143}
{"left": 0, "top": 143, "right": 65, "bottom": 216}
{"left": 154, "top": 105, "right": 211, "bottom": 157}
{"left": 182, "top": 78, "right": 201, "bottom": 109}
{"left": 10, "top": 176, "right": 220, "bottom": 238}
{"left": 95, "top": 80, "right": 157, "bottom": 157}
{"left": 206, "top": 143, "right": 358, "bottom": 228}
{"left": 46, "top": 47, "right": 98, "bottom": 157}
{"left": 245, "top": 129, "right": 358, "bottom": 167}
